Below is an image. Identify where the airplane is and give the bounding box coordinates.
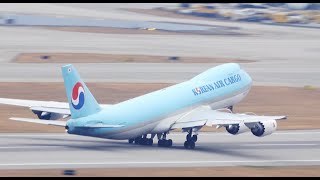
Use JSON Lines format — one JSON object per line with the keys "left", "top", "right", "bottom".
{"left": 0, "top": 63, "right": 287, "bottom": 149}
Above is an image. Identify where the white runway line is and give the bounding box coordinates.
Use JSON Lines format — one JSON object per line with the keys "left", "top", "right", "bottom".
{"left": 273, "top": 132, "right": 320, "bottom": 135}
{"left": 241, "top": 144, "right": 318, "bottom": 146}
{"left": 0, "top": 134, "right": 68, "bottom": 137}
{"left": 0, "top": 146, "right": 61, "bottom": 149}
{"left": 1, "top": 159, "right": 320, "bottom": 167}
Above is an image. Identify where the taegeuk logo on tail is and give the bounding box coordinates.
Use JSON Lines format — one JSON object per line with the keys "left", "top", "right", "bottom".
{"left": 71, "top": 82, "right": 85, "bottom": 110}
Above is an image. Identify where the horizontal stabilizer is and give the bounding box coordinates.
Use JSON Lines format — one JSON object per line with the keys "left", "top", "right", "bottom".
{"left": 9, "top": 118, "right": 124, "bottom": 128}
{"left": 30, "top": 106, "right": 71, "bottom": 115}
{"left": 0, "top": 98, "right": 69, "bottom": 108}
{"left": 10, "top": 117, "right": 66, "bottom": 127}
{"left": 0, "top": 98, "right": 112, "bottom": 116}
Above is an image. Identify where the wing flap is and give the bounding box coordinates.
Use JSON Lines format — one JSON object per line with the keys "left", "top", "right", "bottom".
{"left": 171, "top": 119, "right": 207, "bottom": 129}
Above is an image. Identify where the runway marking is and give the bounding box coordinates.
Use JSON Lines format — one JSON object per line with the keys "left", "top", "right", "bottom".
{"left": 0, "top": 146, "right": 61, "bottom": 149}
{"left": 241, "top": 143, "right": 318, "bottom": 146}
{"left": 1, "top": 159, "right": 320, "bottom": 167}
{"left": 0, "top": 134, "right": 68, "bottom": 137}
{"left": 273, "top": 132, "right": 320, "bottom": 135}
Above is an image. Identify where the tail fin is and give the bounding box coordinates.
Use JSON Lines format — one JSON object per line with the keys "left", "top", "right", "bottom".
{"left": 61, "top": 64, "right": 101, "bottom": 119}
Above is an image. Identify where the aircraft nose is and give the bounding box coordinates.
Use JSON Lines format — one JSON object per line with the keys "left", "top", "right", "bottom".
{"left": 243, "top": 70, "right": 252, "bottom": 85}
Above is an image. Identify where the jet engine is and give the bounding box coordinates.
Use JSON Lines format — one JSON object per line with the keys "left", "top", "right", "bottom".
{"left": 226, "top": 122, "right": 249, "bottom": 135}
{"left": 250, "top": 120, "right": 277, "bottom": 137}
{"left": 32, "top": 110, "right": 64, "bottom": 120}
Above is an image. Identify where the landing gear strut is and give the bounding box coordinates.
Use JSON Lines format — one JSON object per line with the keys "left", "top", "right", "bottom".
{"left": 184, "top": 129, "right": 197, "bottom": 149}
{"left": 158, "top": 132, "right": 173, "bottom": 147}
{"left": 227, "top": 106, "right": 234, "bottom": 113}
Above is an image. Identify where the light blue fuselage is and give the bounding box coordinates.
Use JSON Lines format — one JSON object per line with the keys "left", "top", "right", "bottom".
{"left": 66, "top": 63, "right": 252, "bottom": 139}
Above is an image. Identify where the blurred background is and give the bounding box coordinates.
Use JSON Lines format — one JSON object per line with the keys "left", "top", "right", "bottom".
{"left": 1, "top": 3, "right": 320, "bottom": 27}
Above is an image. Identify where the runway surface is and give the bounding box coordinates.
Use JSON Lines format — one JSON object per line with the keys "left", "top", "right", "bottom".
{"left": 0, "top": 23, "right": 318, "bottom": 86}
{"left": 0, "top": 4, "right": 319, "bottom": 87}
{"left": 0, "top": 129, "right": 319, "bottom": 169}
{"left": 0, "top": 26, "right": 318, "bottom": 86}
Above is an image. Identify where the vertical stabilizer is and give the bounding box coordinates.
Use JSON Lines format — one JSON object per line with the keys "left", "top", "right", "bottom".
{"left": 61, "top": 64, "right": 101, "bottom": 119}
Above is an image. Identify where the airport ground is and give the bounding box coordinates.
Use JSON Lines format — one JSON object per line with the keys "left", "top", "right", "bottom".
{"left": 0, "top": 3, "right": 320, "bottom": 176}
{"left": 1, "top": 166, "right": 320, "bottom": 177}
{"left": 13, "top": 53, "right": 254, "bottom": 64}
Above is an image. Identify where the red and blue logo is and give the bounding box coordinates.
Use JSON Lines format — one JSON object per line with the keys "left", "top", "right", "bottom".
{"left": 71, "top": 82, "right": 85, "bottom": 110}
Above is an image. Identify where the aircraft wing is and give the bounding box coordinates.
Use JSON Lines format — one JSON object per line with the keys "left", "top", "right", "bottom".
{"left": 171, "top": 106, "right": 287, "bottom": 130}
{"left": 0, "top": 98, "right": 112, "bottom": 118}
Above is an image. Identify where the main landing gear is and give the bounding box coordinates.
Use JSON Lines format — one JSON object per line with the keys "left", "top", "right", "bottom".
{"left": 128, "top": 130, "right": 198, "bottom": 149}
{"left": 130, "top": 130, "right": 198, "bottom": 149}
{"left": 184, "top": 129, "right": 197, "bottom": 149}
{"left": 128, "top": 134, "right": 154, "bottom": 146}
{"left": 157, "top": 132, "right": 172, "bottom": 147}
{"left": 128, "top": 132, "right": 173, "bottom": 147}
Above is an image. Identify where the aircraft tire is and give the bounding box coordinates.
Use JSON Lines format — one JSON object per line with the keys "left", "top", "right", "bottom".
{"left": 158, "top": 139, "right": 172, "bottom": 147}
{"left": 184, "top": 140, "right": 195, "bottom": 149}
{"left": 147, "top": 138, "right": 153, "bottom": 146}
{"left": 184, "top": 141, "right": 189, "bottom": 149}
{"left": 140, "top": 138, "right": 148, "bottom": 145}
{"left": 128, "top": 139, "right": 134, "bottom": 144}
{"left": 189, "top": 141, "right": 195, "bottom": 149}
{"left": 135, "top": 137, "right": 141, "bottom": 144}
{"left": 191, "top": 135, "right": 197, "bottom": 142}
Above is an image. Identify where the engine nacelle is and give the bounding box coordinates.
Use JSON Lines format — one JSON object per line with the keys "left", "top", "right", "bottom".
{"left": 32, "top": 110, "right": 64, "bottom": 120}
{"left": 226, "top": 122, "right": 249, "bottom": 135}
{"left": 250, "top": 120, "right": 277, "bottom": 137}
